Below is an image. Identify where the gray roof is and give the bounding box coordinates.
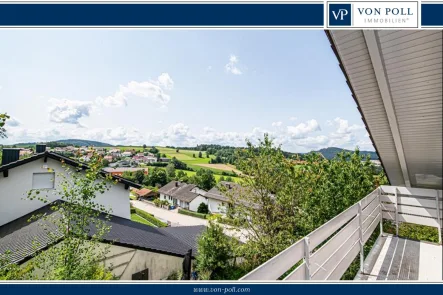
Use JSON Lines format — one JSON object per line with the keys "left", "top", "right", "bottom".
{"left": 0, "top": 202, "right": 205, "bottom": 264}
{"left": 158, "top": 181, "right": 202, "bottom": 202}
{"left": 205, "top": 181, "right": 239, "bottom": 202}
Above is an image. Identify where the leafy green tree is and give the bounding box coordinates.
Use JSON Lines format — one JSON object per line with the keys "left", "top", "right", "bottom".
{"left": 197, "top": 202, "right": 209, "bottom": 214}
{"left": 146, "top": 168, "right": 168, "bottom": 187}
{"left": 198, "top": 151, "right": 203, "bottom": 158}
{"left": 227, "top": 134, "right": 385, "bottom": 269}
{"left": 101, "top": 159, "right": 110, "bottom": 167}
{"left": 206, "top": 153, "right": 210, "bottom": 158}
{"left": 122, "top": 171, "right": 135, "bottom": 181}
{"left": 176, "top": 149, "right": 179, "bottom": 153}
{"left": 143, "top": 144, "right": 147, "bottom": 150}
{"left": 134, "top": 170, "right": 145, "bottom": 185}
{"left": 19, "top": 152, "right": 116, "bottom": 280}
{"left": 0, "top": 113, "right": 9, "bottom": 138}
{"left": 195, "top": 220, "right": 234, "bottom": 279}
{"left": 195, "top": 169, "right": 216, "bottom": 191}
{"left": 166, "top": 163, "right": 176, "bottom": 179}
{"left": 226, "top": 176, "right": 233, "bottom": 182}
{"left": 193, "top": 153, "right": 196, "bottom": 158}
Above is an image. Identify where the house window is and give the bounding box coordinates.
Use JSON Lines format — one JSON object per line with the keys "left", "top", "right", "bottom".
{"left": 132, "top": 268, "right": 149, "bottom": 280}
{"left": 32, "top": 172, "right": 55, "bottom": 189}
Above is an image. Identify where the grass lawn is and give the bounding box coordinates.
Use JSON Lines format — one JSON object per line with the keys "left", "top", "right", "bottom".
{"left": 130, "top": 213, "right": 155, "bottom": 226}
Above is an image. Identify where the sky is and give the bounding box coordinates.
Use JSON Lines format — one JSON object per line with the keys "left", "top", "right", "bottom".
{"left": 0, "top": 29, "right": 373, "bottom": 153}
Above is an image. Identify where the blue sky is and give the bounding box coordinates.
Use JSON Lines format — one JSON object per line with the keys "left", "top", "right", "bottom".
{"left": 0, "top": 30, "right": 372, "bottom": 152}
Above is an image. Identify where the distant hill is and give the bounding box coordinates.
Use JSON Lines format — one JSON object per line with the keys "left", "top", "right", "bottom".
{"left": 315, "top": 147, "right": 378, "bottom": 160}
{"left": 11, "top": 139, "right": 113, "bottom": 148}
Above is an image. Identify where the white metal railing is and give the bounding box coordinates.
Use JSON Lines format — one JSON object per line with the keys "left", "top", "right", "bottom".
{"left": 240, "top": 185, "right": 443, "bottom": 281}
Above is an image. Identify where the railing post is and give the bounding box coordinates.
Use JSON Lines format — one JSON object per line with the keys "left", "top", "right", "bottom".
{"left": 395, "top": 187, "right": 399, "bottom": 236}
{"left": 358, "top": 201, "right": 364, "bottom": 273}
{"left": 436, "top": 190, "right": 442, "bottom": 245}
{"left": 304, "top": 237, "right": 311, "bottom": 280}
{"left": 379, "top": 187, "right": 383, "bottom": 236}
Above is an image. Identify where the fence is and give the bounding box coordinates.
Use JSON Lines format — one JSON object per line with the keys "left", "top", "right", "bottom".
{"left": 240, "top": 185, "right": 442, "bottom": 281}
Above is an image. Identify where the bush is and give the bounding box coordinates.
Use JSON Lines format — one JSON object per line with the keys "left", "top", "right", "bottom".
{"left": 383, "top": 221, "right": 439, "bottom": 243}
{"left": 134, "top": 208, "right": 167, "bottom": 227}
{"left": 178, "top": 208, "right": 207, "bottom": 219}
{"left": 197, "top": 202, "right": 209, "bottom": 214}
{"left": 130, "top": 207, "right": 136, "bottom": 214}
{"left": 153, "top": 198, "right": 162, "bottom": 207}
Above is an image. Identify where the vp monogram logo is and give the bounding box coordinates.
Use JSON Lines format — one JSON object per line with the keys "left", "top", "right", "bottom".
{"left": 329, "top": 3, "right": 351, "bottom": 26}
{"left": 332, "top": 9, "right": 349, "bottom": 20}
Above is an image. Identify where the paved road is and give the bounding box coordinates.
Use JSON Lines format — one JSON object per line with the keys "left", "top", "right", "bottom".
{"left": 130, "top": 200, "right": 248, "bottom": 242}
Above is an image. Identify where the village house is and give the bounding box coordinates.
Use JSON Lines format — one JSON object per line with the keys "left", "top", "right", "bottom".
{"left": 158, "top": 181, "right": 207, "bottom": 211}
{"left": 0, "top": 145, "right": 205, "bottom": 280}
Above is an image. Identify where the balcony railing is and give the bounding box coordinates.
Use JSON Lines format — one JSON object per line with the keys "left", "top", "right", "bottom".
{"left": 240, "top": 185, "right": 442, "bottom": 281}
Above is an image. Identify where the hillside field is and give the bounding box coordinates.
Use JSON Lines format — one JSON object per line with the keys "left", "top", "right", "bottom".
{"left": 112, "top": 146, "right": 241, "bottom": 176}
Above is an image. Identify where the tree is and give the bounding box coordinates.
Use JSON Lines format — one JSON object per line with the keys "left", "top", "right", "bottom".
{"left": 226, "top": 134, "right": 385, "bottom": 269}
{"left": 206, "top": 153, "right": 210, "bottom": 158}
{"left": 195, "top": 220, "right": 234, "bottom": 279}
{"left": 134, "top": 170, "right": 145, "bottom": 185}
{"left": 176, "top": 149, "right": 179, "bottom": 153}
{"left": 197, "top": 202, "right": 209, "bottom": 214}
{"left": 19, "top": 152, "right": 116, "bottom": 280}
{"left": 195, "top": 169, "right": 216, "bottom": 191}
{"left": 219, "top": 176, "right": 226, "bottom": 182}
{"left": 162, "top": 153, "right": 167, "bottom": 158}
{"left": 143, "top": 144, "right": 147, "bottom": 150}
{"left": 102, "top": 159, "right": 110, "bottom": 167}
{"left": 198, "top": 151, "right": 203, "bottom": 158}
{"left": 193, "top": 153, "right": 196, "bottom": 158}
{"left": 166, "top": 163, "right": 176, "bottom": 179}
{"left": 146, "top": 168, "right": 168, "bottom": 187}
{"left": 226, "top": 176, "right": 233, "bottom": 182}
{"left": 0, "top": 113, "right": 9, "bottom": 138}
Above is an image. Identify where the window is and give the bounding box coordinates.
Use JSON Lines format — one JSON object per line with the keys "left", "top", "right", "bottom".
{"left": 132, "top": 268, "right": 149, "bottom": 280}
{"left": 32, "top": 172, "right": 55, "bottom": 189}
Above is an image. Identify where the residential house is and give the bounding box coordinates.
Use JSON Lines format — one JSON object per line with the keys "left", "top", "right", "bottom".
{"left": 133, "top": 188, "right": 157, "bottom": 199}
{"left": 122, "top": 151, "right": 133, "bottom": 158}
{"left": 204, "top": 181, "right": 239, "bottom": 214}
{"left": 103, "top": 167, "right": 149, "bottom": 177}
{"left": 158, "top": 181, "right": 207, "bottom": 211}
{"left": 159, "top": 157, "right": 170, "bottom": 163}
{"left": 19, "top": 149, "right": 33, "bottom": 157}
{"left": 103, "top": 155, "right": 114, "bottom": 162}
{"left": 0, "top": 146, "right": 205, "bottom": 280}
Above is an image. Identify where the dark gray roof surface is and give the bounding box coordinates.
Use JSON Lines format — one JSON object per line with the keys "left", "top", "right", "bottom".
{"left": 158, "top": 181, "right": 201, "bottom": 202}
{"left": 0, "top": 202, "right": 205, "bottom": 264}
{"left": 205, "top": 181, "right": 240, "bottom": 202}
{"left": 159, "top": 225, "right": 205, "bottom": 255}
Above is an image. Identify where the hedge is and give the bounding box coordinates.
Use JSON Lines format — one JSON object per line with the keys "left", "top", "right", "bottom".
{"left": 134, "top": 208, "right": 168, "bottom": 227}
{"left": 130, "top": 207, "right": 136, "bottom": 214}
{"left": 178, "top": 208, "right": 207, "bottom": 219}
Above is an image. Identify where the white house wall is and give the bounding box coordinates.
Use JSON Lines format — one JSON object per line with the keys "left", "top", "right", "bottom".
{"left": 189, "top": 195, "right": 208, "bottom": 212}
{"left": 207, "top": 198, "right": 227, "bottom": 214}
{"left": 104, "top": 243, "right": 183, "bottom": 280}
{"left": 0, "top": 157, "right": 131, "bottom": 226}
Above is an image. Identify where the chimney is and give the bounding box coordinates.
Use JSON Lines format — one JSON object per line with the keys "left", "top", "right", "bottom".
{"left": 36, "top": 144, "right": 47, "bottom": 154}
{"left": 1, "top": 148, "right": 20, "bottom": 165}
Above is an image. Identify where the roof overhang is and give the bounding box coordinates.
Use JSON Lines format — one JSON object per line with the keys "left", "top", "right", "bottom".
{"left": 0, "top": 151, "right": 142, "bottom": 189}
{"left": 327, "top": 30, "right": 442, "bottom": 190}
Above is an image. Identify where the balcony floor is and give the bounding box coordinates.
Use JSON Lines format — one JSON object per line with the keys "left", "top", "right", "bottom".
{"left": 355, "top": 234, "right": 442, "bottom": 281}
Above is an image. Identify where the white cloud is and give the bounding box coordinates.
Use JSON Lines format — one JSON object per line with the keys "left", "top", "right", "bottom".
{"left": 96, "top": 73, "right": 174, "bottom": 108}
{"left": 48, "top": 98, "right": 93, "bottom": 125}
{"left": 6, "top": 117, "right": 20, "bottom": 127}
{"left": 287, "top": 119, "right": 321, "bottom": 139}
{"left": 207, "top": 66, "right": 212, "bottom": 71}
{"left": 331, "top": 117, "right": 364, "bottom": 134}
{"left": 295, "top": 135, "right": 329, "bottom": 148}
{"left": 225, "top": 55, "right": 243, "bottom": 75}
{"left": 272, "top": 121, "right": 283, "bottom": 127}
{"left": 289, "top": 116, "right": 297, "bottom": 121}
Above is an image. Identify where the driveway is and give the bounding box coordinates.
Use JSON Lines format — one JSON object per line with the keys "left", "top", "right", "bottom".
{"left": 130, "top": 200, "right": 248, "bottom": 242}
